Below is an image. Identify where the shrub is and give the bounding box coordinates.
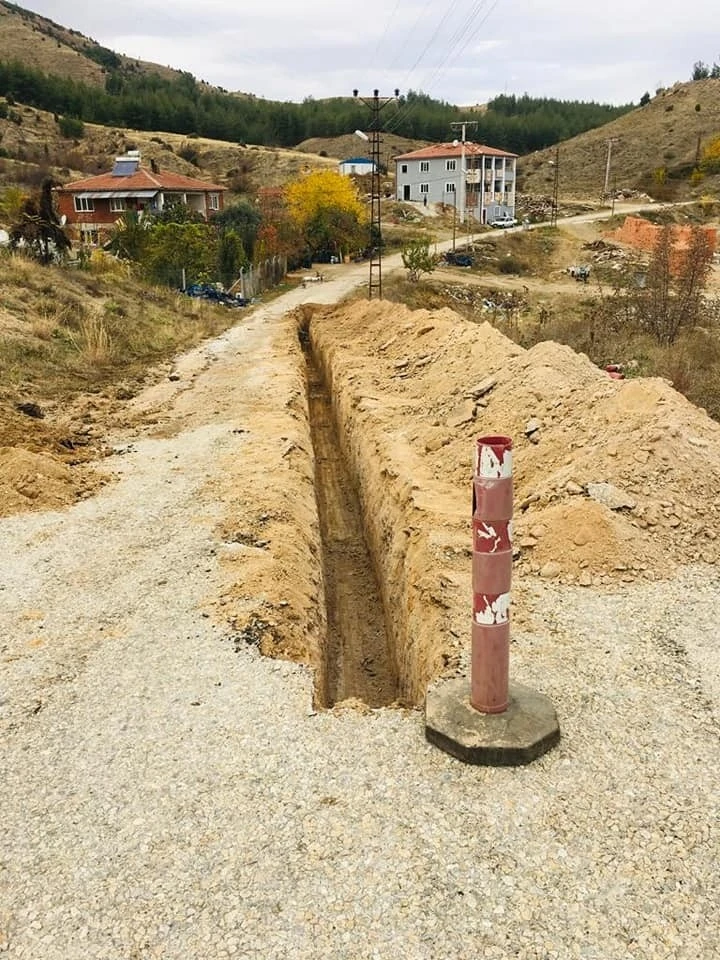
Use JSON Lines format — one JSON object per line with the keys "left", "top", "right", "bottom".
{"left": 498, "top": 255, "right": 526, "bottom": 274}
{"left": 58, "top": 116, "right": 85, "bottom": 139}
{"left": 178, "top": 143, "right": 200, "bottom": 166}
{"left": 401, "top": 237, "right": 437, "bottom": 281}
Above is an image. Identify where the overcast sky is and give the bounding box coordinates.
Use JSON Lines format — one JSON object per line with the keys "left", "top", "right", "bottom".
{"left": 19, "top": 0, "right": 719, "bottom": 107}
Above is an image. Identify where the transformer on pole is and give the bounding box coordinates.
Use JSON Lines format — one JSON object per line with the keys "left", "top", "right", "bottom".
{"left": 353, "top": 88, "right": 399, "bottom": 299}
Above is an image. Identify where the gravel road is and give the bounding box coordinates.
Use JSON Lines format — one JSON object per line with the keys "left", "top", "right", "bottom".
{"left": 1, "top": 262, "right": 719, "bottom": 959}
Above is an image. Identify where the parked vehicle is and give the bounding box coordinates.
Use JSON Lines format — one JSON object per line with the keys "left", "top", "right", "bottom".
{"left": 490, "top": 214, "right": 518, "bottom": 229}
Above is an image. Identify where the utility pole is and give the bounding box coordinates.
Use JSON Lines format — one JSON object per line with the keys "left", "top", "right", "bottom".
{"left": 450, "top": 120, "right": 477, "bottom": 225}
{"left": 452, "top": 190, "right": 457, "bottom": 251}
{"left": 353, "top": 88, "right": 399, "bottom": 299}
{"left": 549, "top": 146, "right": 560, "bottom": 227}
{"left": 603, "top": 137, "right": 620, "bottom": 201}
{"left": 695, "top": 130, "right": 704, "bottom": 166}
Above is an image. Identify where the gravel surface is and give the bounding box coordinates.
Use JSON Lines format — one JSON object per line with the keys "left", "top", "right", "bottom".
{"left": 1, "top": 270, "right": 719, "bottom": 959}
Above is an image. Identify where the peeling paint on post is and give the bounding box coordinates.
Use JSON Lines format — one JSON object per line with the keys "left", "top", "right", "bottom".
{"left": 471, "top": 435, "right": 513, "bottom": 713}
{"left": 426, "top": 433, "right": 559, "bottom": 762}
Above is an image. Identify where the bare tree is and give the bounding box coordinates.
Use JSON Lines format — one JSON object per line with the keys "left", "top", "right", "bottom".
{"left": 638, "top": 225, "right": 714, "bottom": 345}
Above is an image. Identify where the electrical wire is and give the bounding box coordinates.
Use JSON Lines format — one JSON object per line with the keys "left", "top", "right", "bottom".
{"left": 382, "top": 0, "right": 501, "bottom": 136}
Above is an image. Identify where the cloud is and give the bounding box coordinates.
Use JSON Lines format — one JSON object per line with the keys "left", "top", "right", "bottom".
{"left": 18, "top": 0, "right": 720, "bottom": 106}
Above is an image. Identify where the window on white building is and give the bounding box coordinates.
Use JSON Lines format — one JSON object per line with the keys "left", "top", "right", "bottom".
{"left": 73, "top": 196, "right": 94, "bottom": 212}
{"left": 109, "top": 198, "right": 126, "bottom": 212}
{"left": 420, "top": 161, "right": 429, "bottom": 172}
{"left": 420, "top": 183, "right": 429, "bottom": 194}
{"left": 445, "top": 182, "right": 456, "bottom": 193}
{"left": 401, "top": 164, "right": 408, "bottom": 173}
{"left": 446, "top": 159, "right": 456, "bottom": 171}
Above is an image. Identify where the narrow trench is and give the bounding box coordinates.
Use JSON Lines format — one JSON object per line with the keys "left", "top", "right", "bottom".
{"left": 299, "top": 323, "right": 400, "bottom": 709}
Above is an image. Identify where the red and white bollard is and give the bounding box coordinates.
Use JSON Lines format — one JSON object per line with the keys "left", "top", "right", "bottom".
{"left": 471, "top": 435, "right": 513, "bottom": 714}
{"left": 425, "top": 432, "right": 559, "bottom": 764}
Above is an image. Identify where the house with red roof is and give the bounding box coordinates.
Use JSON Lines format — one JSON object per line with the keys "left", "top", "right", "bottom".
{"left": 394, "top": 142, "right": 518, "bottom": 225}
{"left": 55, "top": 151, "right": 226, "bottom": 245}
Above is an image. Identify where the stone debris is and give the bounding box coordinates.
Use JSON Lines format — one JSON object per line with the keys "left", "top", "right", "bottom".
{"left": 446, "top": 400, "right": 476, "bottom": 428}
{"left": 586, "top": 482, "right": 637, "bottom": 511}
{"left": 467, "top": 376, "right": 497, "bottom": 399}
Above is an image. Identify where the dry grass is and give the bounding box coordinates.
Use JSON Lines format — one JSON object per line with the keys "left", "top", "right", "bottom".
{"left": 0, "top": 252, "right": 240, "bottom": 413}
{"left": 70, "top": 311, "right": 114, "bottom": 367}
{"left": 0, "top": 7, "right": 105, "bottom": 88}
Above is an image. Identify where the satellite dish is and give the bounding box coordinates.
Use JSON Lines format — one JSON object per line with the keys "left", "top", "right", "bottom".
{"left": 453, "top": 139, "right": 459, "bottom": 146}
{"left": 60, "top": 214, "right": 67, "bottom": 226}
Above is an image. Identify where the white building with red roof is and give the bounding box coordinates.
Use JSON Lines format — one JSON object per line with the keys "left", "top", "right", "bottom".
{"left": 55, "top": 151, "right": 226, "bottom": 245}
{"left": 394, "top": 142, "right": 517, "bottom": 225}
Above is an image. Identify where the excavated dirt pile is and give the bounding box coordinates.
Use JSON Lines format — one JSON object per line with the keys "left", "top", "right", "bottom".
{"left": 306, "top": 298, "right": 720, "bottom": 586}
{"left": 4, "top": 294, "right": 719, "bottom": 708}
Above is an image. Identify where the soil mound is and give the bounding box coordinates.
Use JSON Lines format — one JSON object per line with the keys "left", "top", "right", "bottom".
{"left": 0, "top": 447, "right": 80, "bottom": 515}
{"left": 313, "top": 299, "right": 720, "bottom": 582}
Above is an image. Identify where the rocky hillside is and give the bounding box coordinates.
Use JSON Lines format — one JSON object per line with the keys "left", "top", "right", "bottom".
{"left": 0, "top": 101, "right": 336, "bottom": 202}
{"left": 518, "top": 78, "right": 720, "bottom": 201}
{"left": 295, "top": 133, "right": 429, "bottom": 164}
{"left": 0, "top": 0, "right": 197, "bottom": 89}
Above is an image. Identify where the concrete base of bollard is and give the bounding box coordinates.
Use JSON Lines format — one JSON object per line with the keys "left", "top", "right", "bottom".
{"left": 425, "top": 679, "right": 560, "bottom": 766}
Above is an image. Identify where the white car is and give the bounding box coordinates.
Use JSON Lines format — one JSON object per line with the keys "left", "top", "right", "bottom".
{"left": 490, "top": 214, "right": 517, "bottom": 229}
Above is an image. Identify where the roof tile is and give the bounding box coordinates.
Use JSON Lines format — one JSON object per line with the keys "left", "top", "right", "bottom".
{"left": 394, "top": 141, "right": 517, "bottom": 161}
{"left": 59, "top": 167, "right": 226, "bottom": 193}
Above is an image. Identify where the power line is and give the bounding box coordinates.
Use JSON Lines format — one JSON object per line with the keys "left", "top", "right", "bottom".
{"left": 384, "top": 0, "right": 500, "bottom": 136}
{"left": 394, "top": 0, "right": 500, "bottom": 114}
{"left": 369, "top": 0, "right": 409, "bottom": 71}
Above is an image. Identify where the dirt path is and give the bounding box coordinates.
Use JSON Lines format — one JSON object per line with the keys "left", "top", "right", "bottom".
{"left": 437, "top": 266, "right": 590, "bottom": 296}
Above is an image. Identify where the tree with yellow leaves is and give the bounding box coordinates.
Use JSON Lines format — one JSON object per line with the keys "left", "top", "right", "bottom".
{"left": 0, "top": 186, "right": 27, "bottom": 226}
{"left": 700, "top": 134, "right": 720, "bottom": 175}
{"left": 285, "top": 170, "right": 368, "bottom": 261}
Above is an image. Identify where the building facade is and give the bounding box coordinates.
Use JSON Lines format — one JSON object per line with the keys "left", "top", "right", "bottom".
{"left": 338, "top": 157, "right": 376, "bottom": 176}
{"left": 55, "top": 151, "right": 226, "bottom": 245}
{"left": 394, "top": 142, "right": 518, "bottom": 224}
